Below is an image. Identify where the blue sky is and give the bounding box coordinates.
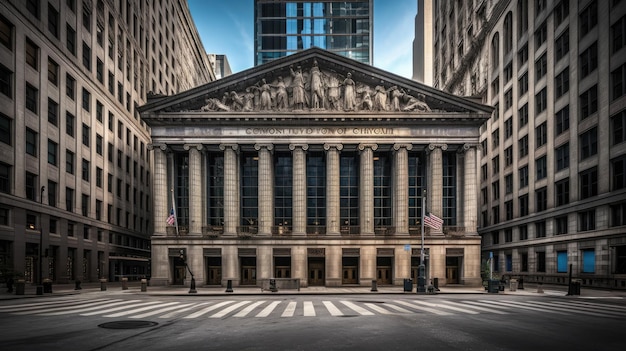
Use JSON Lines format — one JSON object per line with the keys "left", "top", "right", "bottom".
{"left": 187, "top": 0, "right": 417, "bottom": 78}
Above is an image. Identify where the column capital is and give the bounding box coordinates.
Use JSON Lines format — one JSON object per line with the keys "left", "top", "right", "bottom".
{"left": 254, "top": 143, "right": 274, "bottom": 151}
{"left": 323, "top": 143, "right": 343, "bottom": 151}
{"left": 393, "top": 143, "right": 413, "bottom": 151}
{"left": 428, "top": 143, "right": 448, "bottom": 151}
{"left": 147, "top": 143, "right": 168, "bottom": 151}
{"left": 183, "top": 144, "right": 203, "bottom": 151}
{"left": 358, "top": 143, "right": 378, "bottom": 151}
{"left": 219, "top": 143, "right": 239, "bottom": 151}
{"left": 460, "top": 143, "right": 480, "bottom": 153}
{"left": 289, "top": 144, "right": 309, "bottom": 151}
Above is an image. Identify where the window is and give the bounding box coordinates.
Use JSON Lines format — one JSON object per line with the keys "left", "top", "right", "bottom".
{"left": 96, "top": 167, "right": 102, "bottom": 188}
{"left": 535, "top": 88, "right": 547, "bottom": 114}
{"left": 82, "top": 88, "right": 91, "bottom": 111}
{"left": 579, "top": 0, "right": 598, "bottom": 38}
{"left": 0, "top": 112, "right": 11, "bottom": 145}
{"left": 582, "top": 249, "right": 595, "bottom": 273}
{"left": 492, "top": 129, "right": 500, "bottom": 149}
{"left": 612, "top": 64, "right": 626, "bottom": 101}
{"left": 519, "top": 135, "right": 528, "bottom": 157}
{"left": 25, "top": 128, "right": 37, "bottom": 156}
{"left": 82, "top": 123, "right": 90, "bottom": 147}
{"left": 47, "top": 58, "right": 59, "bottom": 86}
{"left": 580, "top": 42, "right": 598, "bottom": 79}
{"left": 612, "top": 155, "right": 626, "bottom": 190}
{"left": 536, "top": 187, "right": 547, "bottom": 212}
{"left": 535, "top": 54, "right": 547, "bottom": 81}
{"left": 25, "top": 38, "right": 38, "bottom": 69}
{"left": 96, "top": 134, "right": 103, "bottom": 155}
{"left": 556, "top": 143, "right": 569, "bottom": 171}
{"left": 66, "top": 24, "right": 76, "bottom": 55}
{"left": 612, "top": 111, "right": 626, "bottom": 145}
{"left": 535, "top": 221, "right": 546, "bottom": 238}
{"left": 0, "top": 14, "right": 13, "bottom": 50}
{"left": 82, "top": 41, "right": 91, "bottom": 71}
{"left": 580, "top": 167, "right": 598, "bottom": 199}
{"left": 66, "top": 188, "right": 74, "bottom": 212}
{"left": 519, "top": 166, "right": 529, "bottom": 189}
{"left": 535, "top": 0, "right": 546, "bottom": 15}
{"left": 66, "top": 73, "right": 75, "bottom": 99}
{"left": 518, "top": 73, "right": 528, "bottom": 96}
{"left": 492, "top": 156, "right": 500, "bottom": 175}
{"left": 481, "top": 164, "right": 488, "bottom": 181}
{"left": 504, "top": 12, "right": 513, "bottom": 54}
{"left": 81, "top": 194, "right": 89, "bottom": 216}
{"left": 492, "top": 181, "right": 500, "bottom": 200}
{"left": 82, "top": 158, "right": 90, "bottom": 182}
{"left": 611, "top": 203, "right": 626, "bottom": 227}
{"left": 580, "top": 127, "right": 598, "bottom": 159}
{"left": 579, "top": 210, "right": 596, "bottom": 231}
{"left": 612, "top": 15, "right": 626, "bottom": 54}
{"left": 519, "top": 225, "right": 528, "bottom": 241}
{"left": 555, "top": 215, "right": 568, "bottom": 234}
{"left": 0, "top": 161, "right": 11, "bottom": 193}
{"left": 555, "top": 106, "right": 570, "bottom": 136}
{"left": 505, "top": 201, "right": 513, "bottom": 221}
{"left": 518, "top": 1, "right": 528, "bottom": 37}
{"left": 48, "top": 3, "right": 59, "bottom": 38}
{"left": 0, "top": 64, "right": 11, "bottom": 98}
{"left": 535, "top": 21, "right": 547, "bottom": 48}
{"left": 25, "top": 83, "right": 38, "bottom": 113}
{"left": 505, "top": 146, "right": 513, "bottom": 166}
{"left": 555, "top": 30, "right": 569, "bottom": 61}
{"left": 556, "top": 178, "right": 570, "bottom": 206}
{"left": 505, "top": 174, "right": 513, "bottom": 194}
{"left": 481, "top": 187, "right": 488, "bottom": 204}
{"left": 580, "top": 85, "right": 598, "bottom": 119}
{"left": 47, "top": 181, "right": 56, "bottom": 207}
{"left": 537, "top": 251, "right": 546, "bottom": 272}
{"left": 504, "top": 89, "right": 513, "bottom": 110}
{"left": 536, "top": 156, "right": 547, "bottom": 180}
{"left": 82, "top": 4, "right": 91, "bottom": 32}
{"left": 65, "top": 111, "right": 75, "bottom": 137}
{"left": 26, "top": 0, "right": 40, "bottom": 18}
{"left": 492, "top": 205, "right": 499, "bottom": 225}
{"left": 96, "top": 101, "right": 103, "bottom": 122}
{"left": 492, "top": 231, "right": 500, "bottom": 245}
{"left": 504, "top": 118, "right": 513, "bottom": 139}
{"left": 66, "top": 150, "right": 74, "bottom": 174}
{"left": 47, "top": 98, "right": 58, "bottom": 126}
{"left": 554, "top": 1, "right": 569, "bottom": 27}
{"left": 504, "top": 62, "right": 513, "bottom": 83}
{"left": 47, "top": 140, "right": 58, "bottom": 166}
{"left": 536, "top": 122, "right": 547, "bottom": 148}
{"left": 555, "top": 68, "right": 569, "bottom": 98}
{"left": 518, "top": 104, "right": 528, "bottom": 127}
{"left": 557, "top": 251, "right": 568, "bottom": 273}
{"left": 518, "top": 44, "right": 528, "bottom": 66}
{"left": 96, "top": 59, "right": 104, "bottom": 83}
{"left": 25, "top": 171, "right": 37, "bottom": 201}
{"left": 491, "top": 33, "right": 500, "bottom": 69}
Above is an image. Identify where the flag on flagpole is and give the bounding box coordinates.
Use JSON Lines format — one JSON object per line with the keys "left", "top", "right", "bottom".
{"left": 166, "top": 208, "right": 176, "bottom": 225}
{"left": 424, "top": 212, "right": 443, "bottom": 230}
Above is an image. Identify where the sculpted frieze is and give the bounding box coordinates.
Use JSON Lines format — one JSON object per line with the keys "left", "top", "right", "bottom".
{"left": 195, "top": 59, "right": 431, "bottom": 114}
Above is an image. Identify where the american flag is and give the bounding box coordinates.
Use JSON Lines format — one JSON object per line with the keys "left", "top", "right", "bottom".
{"left": 166, "top": 208, "right": 176, "bottom": 225}
{"left": 423, "top": 212, "right": 443, "bottom": 230}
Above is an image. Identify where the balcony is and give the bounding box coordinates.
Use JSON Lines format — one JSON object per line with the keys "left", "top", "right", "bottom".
{"left": 306, "top": 225, "right": 326, "bottom": 236}
{"left": 374, "top": 226, "right": 396, "bottom": 236}
{"left": 340, "top": 225, "right": 360, "bottom": 236}
{"left": 202, "top": 226, "right": 223, "bottom": 238}
{"left": 271, "top": 225, "right": 292, "bottom": 236}
{"left": 237, "top": 225, "right": 258, "bottom": 238}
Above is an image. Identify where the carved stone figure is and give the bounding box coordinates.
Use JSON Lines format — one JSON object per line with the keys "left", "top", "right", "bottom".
{"left": 342, "top": 72, "right": 356, "bottom": 111}
{"left": 290, "top": 65, "right": 306, "bottom": 110}
{"left": 256, "top": 78, "right": 272, "bottom": 111}
{"left": 310, "top": 60, "right": 324, "bottom": 110}
{"left": 360, "top": 89, "right": 373, "bottom": 111}
{"left": 243, "top": 88, "right": 255, "bottom": 111}
{"left": 373, "top": 85, "right": 389, "bottom": 111}
{"left": 402, "top": 93, "right": 431, "bottom": 112}
{"left": 229, "top": 91, "right": 245, "bottom": 111}
{"left": 273, "top": 76, "right": 289, "bottom": 111}
{"left": 388, "top": 86, "right": 403, "bottom": 111}
{"left": 326, "top": 75, "right": 340, "bottom": 111}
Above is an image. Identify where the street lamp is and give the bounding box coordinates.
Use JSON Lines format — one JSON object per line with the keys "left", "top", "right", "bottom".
{"left": 417, "top": 189, "right": 426, "bottom": 294}
{"left": 37, "top": 186, "right": 45, "bottom": 295}
{"left": 179, "top": 250, "right": 197, "bottom": 294}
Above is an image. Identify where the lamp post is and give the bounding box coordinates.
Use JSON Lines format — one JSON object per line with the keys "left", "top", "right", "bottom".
{"left": 417, "top": 189, "right": 426, "bottom": 294}
{"left": 37, "top": 186, "right": 45, "bottom": 295}
{"left": 179, "top": 250, "right": 197, "bottom": 294}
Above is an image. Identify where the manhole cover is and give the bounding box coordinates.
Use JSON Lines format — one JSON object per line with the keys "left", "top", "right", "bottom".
{"left": 98, "top": 321, "right": 158, "bottom": 329}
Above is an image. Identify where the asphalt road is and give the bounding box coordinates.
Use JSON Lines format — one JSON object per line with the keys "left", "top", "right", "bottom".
{"left": 0, "top": 293, "right": 624, "bottom": 351}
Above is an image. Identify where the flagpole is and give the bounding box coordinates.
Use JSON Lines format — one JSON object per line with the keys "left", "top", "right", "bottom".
{"left": 418, "top": 189, "right": 426, "bottom": 294}
{"left": 171, "top": 188, "right": 179, "bottom": 237}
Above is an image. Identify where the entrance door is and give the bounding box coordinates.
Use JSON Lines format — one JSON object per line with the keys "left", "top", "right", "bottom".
{"left": 446, "top": 256, "right": 460, "bottom": 284}
{"left": 241, "top": 266, "right": 256, "bottom": 285}
{"left": 172, "top": 257, "right": 186, "bottom": 285}
{"left": 376, "top": 257, "right": 392, "bottom": 285}
{"left": 342, "top": 257, "right": 359, "bottom": 284}
{"left": 308, "top": 258, "right": 325, "bottom": 286}
{"left": 274, "top": 256, "right": 291, "bottom": 278}
{"left": 206, "top": 256, "right": 222, "bottom": 285}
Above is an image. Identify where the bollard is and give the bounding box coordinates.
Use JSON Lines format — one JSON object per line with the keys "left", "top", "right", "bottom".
{"left": 269, "top": 279, "right": 277, "bottom": 292}
{"left": 518, "top": 277, "right": 524, "bottom": 289}
{"left": 43, "top": 279, "right": 53, "bottom": 293}
{"left": 121, "top": 277, "right": 128, "bottom": 290}
{"left": 15, "top": 279, "right": 25, "bottom": 295}
{"left": 75, "top": 280, "right": 82, "bottom": 290}
{"left": 537, "top": 282, "right": 544, "bottom": 293}
{"left": 371, "top": 279, "right": 378, "bottom": 292}
{"left": 140, "top": 279, "right": 147, "bottom": 292}
{"left": 100, "top": 278, "right": 107, "bottom": 291}
{"left": 225, "top": 279, "right": 233, "bottom": 293}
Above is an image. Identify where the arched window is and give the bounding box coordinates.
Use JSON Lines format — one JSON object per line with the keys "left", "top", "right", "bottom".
{"left": 517, "top": 1, "right": 528, "bottom": 38}
{"left": 504, "top": 12, "right": 513, "bottom": 54}
{"left": 491, "top": 33, "right": 500, "bottom": 68}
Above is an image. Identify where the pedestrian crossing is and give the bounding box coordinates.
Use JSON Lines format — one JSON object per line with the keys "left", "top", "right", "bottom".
{"left": 1, "top": 297, "right": 625, "bottom": 320}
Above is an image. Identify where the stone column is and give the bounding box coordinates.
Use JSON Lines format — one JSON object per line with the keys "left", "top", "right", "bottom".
{"left": 220, "top": 144, "right": 239, "bottom": 236}
{"left": 222, "top": 246, "right": 238, "bottom": 286}
{"left": 255, "top": 144, "right": 274, "bottom": 236}
{"left": 359, "top": 144, "right": 377, "bottom": 235}
{"left": 427, "top": 143, "right": 447, "bottom": 235}
{"left": 290, "top": 144, "right": 308, "bottom": 236}
{"left": 324, "top": 144, "right": 343, "bottom": 235}
{"left": 185, "top": 144, "right": 203, "bottom": 236}
{"left": 393, "top": 144, "right": 412, "bottom": 235}
{"left": 257, "top": 246, "right": 272, "bottom": 280}
{"left": 149, "top": 144, "right": 168, "bottom": 235}
{"left": 463, "top": 144, "right": 478, "bottom": 235}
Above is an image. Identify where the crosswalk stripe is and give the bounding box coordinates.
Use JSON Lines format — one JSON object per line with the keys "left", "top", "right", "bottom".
{"left": 393, "top": 300, "right": 452, "bottom": 316}
{"left": 40, "top": 300, "right": 143, "bottom": 316}
{"left": 481, "top": 300, "right": 570, "bottom": 315}
{"left": 159, "top": 302, "right": 211, "bottom": 318}
{"left": 528, "top": 300, "right": 626, "bottom": 317}
{"left": 364, "top": 303, "right": 395, "bottom": 314}
{"left": 553, "top": 300, "right": 626, "bottom": 312}
{"left": 130, "top": 303, "right": 196, "bottom": 319}
{"left": 210, "top": 301, "right": 251, "bottom": 318}
{"left": 0, "top": 298, "right": 89, "bottom": 311}
{"left": 13, "top": 299, "right": 119, "bottom": 315}
{"left": 462, "top": 300, "right": 513, "bottom": 311}
{"left": 184, "top": 301, "right": 234, "bottom": 319}
{"left": 81, "top": 301, "right": 163, "bottom": 316}
{"left": 104, "top": 301, "right": 180, "bottom": 318}
{"left": 2, "top": 298, "right": 111, "bottom": 313}
{"left": 381, "top": 303, "right": 413, "bottom": 313}
{"left": 410, "top": 300, "right": 479, "bottom": 315}
{"left": 281, "top": 302, "right": 297, "bottom": 317}
{"left": 455, "top": 301, "right": 510, "bottom": 314}
{"left": 303, "top": 301, "right": 315, "bottom": 316}
{"left": 233, "top": 301, "right": 266, "bottom": 317}
{"left": 256, "top": 301, "right": 281, "bottom": 317}
{"left": 340, "top": 300, "right": 374, "bottom": 315}
{"left": 322, "top": 301, "right": 343, "bottom": 316}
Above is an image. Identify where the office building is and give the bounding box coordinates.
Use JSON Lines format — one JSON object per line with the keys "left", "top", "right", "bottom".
{"left": 254, "top": 0, "right": 373, "bottom": 66}
{"left": 0, "top": 0, "right": 214, "bottom": 285}
{"left": 140, "top": 47, "right": 492, "bottom": 288}
{"left": 431, "top": 0, "right": 626, "bottom": 289}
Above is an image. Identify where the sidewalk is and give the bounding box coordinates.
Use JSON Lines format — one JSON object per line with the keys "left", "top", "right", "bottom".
{"left": 2, "top": 281, "right": 626, "bottom": 300}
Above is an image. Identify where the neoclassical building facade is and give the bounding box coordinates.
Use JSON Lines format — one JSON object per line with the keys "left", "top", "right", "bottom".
{"left": 140, "top": 48, "right": 491, "bottom": 288}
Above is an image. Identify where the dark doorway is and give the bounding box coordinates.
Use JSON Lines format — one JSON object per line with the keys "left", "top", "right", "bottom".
{"left": 206, "top": 256, "right": 222, "bottom": 285}
{"left": 308, "top": 257, "right": 325, "bottom": 286}
{"left": 446, "top": 256, "right": 461, "bottom": 284}
{"left": 274, "top": 256, "right": 291, "bottom": 278}
{"left": 240, "top": 256, "right": 256, "bottom": 285}
{"left": 342, "top": 256, "right": 359, "bottom": 284}
{"left": 376, "top": 256, "right": 392, "bottom": 285}
{"left": 172, "top": 256, "right": 185, "bottom": 285}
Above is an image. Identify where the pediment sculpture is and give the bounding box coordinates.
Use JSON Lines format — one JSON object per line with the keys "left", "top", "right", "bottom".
{"left": 197, "top": 59, "right": 431, "bottom": 113}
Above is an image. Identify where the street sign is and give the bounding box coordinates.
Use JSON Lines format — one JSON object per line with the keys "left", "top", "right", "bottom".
{"left": 404, "top": 244, "right": 410, "bottom": 251}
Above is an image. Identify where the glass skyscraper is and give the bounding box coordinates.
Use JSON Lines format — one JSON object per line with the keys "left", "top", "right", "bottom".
{"left": 254, "top": 0, "right": 373, "bottom": 65}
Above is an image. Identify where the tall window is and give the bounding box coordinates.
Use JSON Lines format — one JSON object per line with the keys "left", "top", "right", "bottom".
{"left": 504, "top": 12, "right": 513, "bottom": 54}
{"left": 580, "top": 167, "right": 598, "bottom": 199}
{"left": 274, "top": 152, "right": 293, "bottom": 229}
{"left": 25, "top": 38, "right": 38, "bottom": 69}
{"left": 0, "top": 162, "right": 11, "bottom": 194}
{"left": 580, "top": 85, "right": 598, "bottom": 120}
{"left": 47, "top": 98, "right": 58, "bottom": 126}
{"left": 555, "top": 30, "right": 569, "bottom": 62}
{"left": 518, "top": 104, "right": 528, "bottom": 127}
{"left": 47, "top": 139, "right": 58, "bottom": 166}
{"left": 0, "top": 64, "right": 11, "bottom": 98}
{"left": 555, "top": 143, "right": 569, "bottom": 171}
{"left": 66, "top": 24, "right": 76, "bottom": 55}
{"left": 580, "top": 42, "right": 598, "bottom": 79}
{"left": 48, "top": 3, "right": 59, "bottom": 38}
{"left": 0, "top": 14, "right": 13, "bottom": 50}
{"left": 535, "top": 54, "right": 547, "bottom": 81}
{"left": 25, "top": 128, "right": 37, "bottom": 156}
{"left": 555, "top": 68, "right": 569, "bottom": 98}
{"left": 612, "top": 64, "right": 626, "bottom": 101}
{"left": 519, "top": 166, "right": 529, "bottom": 188}
{"left": 579, "top": 0, "right": 598, "bottom": 38}
{"left": 534, "top": 21, "right": 547, "bottom": 48}
{"left": 612, "top": 111, "right": 626, "bottom": 145}
{"left": 517, "top": 1, "right": 528, "bottom": 38}
{"left": 535, "top": 187, "right": 547, "bottom": 212}
{"left": 408, "top": 152, "right": 425, "bottom": 228}
{"left": 25, "top": 171, "right": 37, "bottom": 201}
{"left": 340, "top": 153, "right": 359, "bottom": 231}
{"left": 611, "top": 15, "right": 625, "bottom": 54}
{"left": 536, "top": 122, "right": 547, "bottom": 148}
{"left": 240, "top": 153, "right": 258, "bottom": 228}
{"left": 556, "top": 178, "right": 570, "bottom": 206}
{"left": 519, "top": 135, "right": 529, "bottom": 157}
{"left": 582, "top": 249, "right": 595, "bottom": 273}
{"left": 175, "top": 154, "right": 190, "bottom": 227}
{"left": 373, "top": 153, "right": 392, "bottom": 227}
{"left": 0, "top": 112, "right": 11, "bottom": 145}
{"left": 535, "top": 88, "right": 547, "bottom": 114}
{"left": 579, "top": 210, "right": 596, "bottom": 232}
{"left": 25, "top": 83, "right": 38, "bottom": 113}
{"left": 307, "top": 152, "right": 326, "bottom": 228}
{"left": 555, "top": 106, "right": 570, "bottom": 136}
{"left": 580, "top": 127, "right": 598, "bottom": 159}
{"left": 491, "top": 33, "right": 499, "bottom": 69}
{"left": 611, "top": 155, "right": 626, "bottom": 190}
{"left": 536, "top": 156, "right": 547, "bottom": 180}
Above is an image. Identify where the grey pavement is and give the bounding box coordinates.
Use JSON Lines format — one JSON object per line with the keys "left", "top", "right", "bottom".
{"left": 2, "top": 281, "right": 626, "bottom": 300}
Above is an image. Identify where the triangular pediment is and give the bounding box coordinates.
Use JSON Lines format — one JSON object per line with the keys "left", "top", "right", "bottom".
{"left": 139, "top": 47, "right": 492, "bottom": 118}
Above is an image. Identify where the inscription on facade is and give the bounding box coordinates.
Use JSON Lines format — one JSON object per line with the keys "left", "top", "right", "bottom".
{"left": 245, "top": 127, "right": 394, "bottom": 136}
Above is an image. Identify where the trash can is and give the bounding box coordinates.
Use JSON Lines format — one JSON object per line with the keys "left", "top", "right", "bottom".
{"left": 140, "top": 279, "right": 147, "bottom": 292}
{"left": 403, "top": 278, "right": 413, "bottom": 292}
{"left": 15, "top": 279, "right": 25, "bottom": 295}
{"left": 569, "top": 279, "right": 581, "bottom": 296}
{"left": 43, "top": 279, "right": 52, "bottom": 293}
{"left": 100, "top": 278, "right": 107, "bottom": 291}
{"left": 509, "top": 279, "right": 518, "bottom": 292}
{"left": 488, "top": 279, "right": 500, "bottom": 293}
{"left": 121, "top": 277, "right": 128, "bottom": 290}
